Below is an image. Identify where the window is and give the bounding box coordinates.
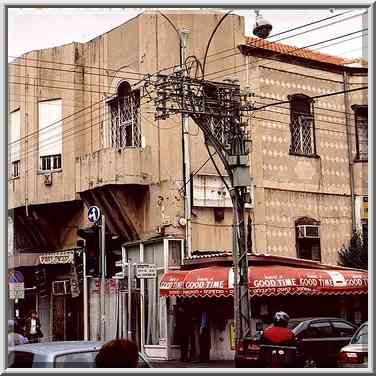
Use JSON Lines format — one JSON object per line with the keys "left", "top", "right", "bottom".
{"left": 351, "top": 324, "right": 368, "bottom": 345}
{"left": 40, "top": 154, "right": 61, "bottom": 171}
{"left": 295, "top": 217, "right": 321, "bottom": 261}
{"left": 108, "top": 81, "right": 141, "bottom": 149}
{"left": 12, "top": 160, "right": 20, "bottom": 178}
{"left": 38, "top": 99, "right": 62, "bottom": 170}
{"left": 308, "top": 321, "right": 334, "bottom": 338}
{"left": 9, "top": 109, "right": 21, "bottom": 176}
{"left": 352, "top": 105, "right": 368, "bottom": 161}
{"left": 331, "top": 321, "right": 356, "bottom": 337}
{"left": 288, "top": 94, "right": 316, "bottom": 156}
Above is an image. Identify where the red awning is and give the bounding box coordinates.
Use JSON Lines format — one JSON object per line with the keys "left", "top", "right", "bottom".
{"left": 160, "top": 265, "right": 368, "bottom": 298}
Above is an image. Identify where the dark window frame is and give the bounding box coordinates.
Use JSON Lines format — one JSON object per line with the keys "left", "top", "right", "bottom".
{"left": 40, "top": 154, "right": 62, "bottom": 171}
{"left": 11, "top": 160, "right": 20, "bottom": 178}
{"left": 108, "top": 81, "right": 141, "bottom": 149}
{"left": 295, "top": 217, "right": 321, "bottom": 262}
{"left": 352, "top": 104, "right": 368, "bottom": 162}
{"left": 288, "top": 94, "right": 318, "bottom": 157}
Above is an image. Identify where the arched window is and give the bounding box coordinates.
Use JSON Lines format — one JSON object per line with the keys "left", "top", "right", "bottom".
{"left": 288, "top": 94, "right": 316, "bottom": 156}
{"left": 295, "top": 217, "right": 321, "bottom": 261}
{"left": 108, "top": 81, "right": 141, "bottom": 149}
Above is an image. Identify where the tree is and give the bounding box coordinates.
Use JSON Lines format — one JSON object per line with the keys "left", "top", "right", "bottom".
{"left": 338, "top": 230, "right": 368, "bottom": 270}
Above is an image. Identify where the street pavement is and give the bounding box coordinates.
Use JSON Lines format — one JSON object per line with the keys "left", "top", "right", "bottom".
{"left": 150, "top": 360, "right": 235, "bottom": 368}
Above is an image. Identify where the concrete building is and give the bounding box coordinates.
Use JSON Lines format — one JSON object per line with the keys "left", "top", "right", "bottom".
{"left": 8, "top": 11, "right": 367, "bottom": 359}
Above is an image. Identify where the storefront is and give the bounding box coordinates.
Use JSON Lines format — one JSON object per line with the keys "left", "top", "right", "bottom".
{"left": 8, "top": 248, "right": 84, "bottom": 342}
{"left": 160, "top": 258, "right": 368, "bottom": 360}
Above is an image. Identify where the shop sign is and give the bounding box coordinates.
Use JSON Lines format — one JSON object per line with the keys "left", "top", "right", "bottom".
{"left": 39, "top": 250, "right": 74, "bottom": 264}
{"left": 362, "top": 196, "right": 368, "bottom": 219}
{"left": 229, "top": 322, "right": 235, "bottom": 350}
{"left": 135, "top": 263, "right": 157, "bottom": 279}
{"left": 9, "top": 282, "right": 24, "bottom": 299}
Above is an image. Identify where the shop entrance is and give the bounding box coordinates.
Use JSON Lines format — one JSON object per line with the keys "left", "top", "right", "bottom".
{"left": 52, "top": 294, "right": 83, "bottom": 341}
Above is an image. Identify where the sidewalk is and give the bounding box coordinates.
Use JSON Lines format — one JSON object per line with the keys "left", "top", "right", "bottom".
{"left": 150, "top": 360, "right": 235, "bottom": 368}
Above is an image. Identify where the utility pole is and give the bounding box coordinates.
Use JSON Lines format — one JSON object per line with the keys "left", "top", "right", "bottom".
{"left": 152, "top": 72, "right": 253, "bottom": 346}
{"left": 180, "top": 28, "right": 192, "bottom": 258}
{"left": 100, "top": 215, "right": 106, "bottom": 341}
{"left": 83, "top": 248, "right": 88, "bottom": 340}
{"left": 127, "top": 262, "right": 132, "bottom": 340}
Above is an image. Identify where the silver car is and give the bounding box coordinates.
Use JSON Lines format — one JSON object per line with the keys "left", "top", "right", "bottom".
{"left": 338, "top": 322, "right": 368, "bottom": 368}
{"left": 8, "top": 341, "right": 151, "bottom": 368}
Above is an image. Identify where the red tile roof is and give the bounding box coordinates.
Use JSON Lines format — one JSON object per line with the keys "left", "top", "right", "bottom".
{"left": 244, "top": 36, "right": 349, "bottom": 66}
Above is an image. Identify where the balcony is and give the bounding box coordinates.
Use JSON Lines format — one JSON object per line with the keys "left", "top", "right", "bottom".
{"left": 75, "top": 146, "right": 152, "bottom": 193}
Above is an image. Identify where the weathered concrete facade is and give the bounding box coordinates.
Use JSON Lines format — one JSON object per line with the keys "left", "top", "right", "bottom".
{"left": 8, "top": 11, "right": 368, "bottom": 350}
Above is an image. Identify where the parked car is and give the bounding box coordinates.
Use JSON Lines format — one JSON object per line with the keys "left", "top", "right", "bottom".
{"left": 338, "top": 322, "right": 368, "bottom": 368}
{"left": 292, "top": 317, "right": 357, "bottom": 367}
{"left": 234, "top": 317, "right": 357, "bottom": 368}
{"left": 8, "top": 341, "right": 152, "bottom": 368}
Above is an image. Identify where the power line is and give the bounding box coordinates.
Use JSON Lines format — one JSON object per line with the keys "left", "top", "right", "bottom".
{"left": 253, "top": 86, "right": 368, "bottom": 111}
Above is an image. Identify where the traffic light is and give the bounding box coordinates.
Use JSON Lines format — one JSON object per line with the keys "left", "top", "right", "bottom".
{"left": 77, "top": 226, "right": 100, "bottom": 277}
{"left": 113, "top": 259, "right": 127, "bottom": 279}
{"left": 34, "top": 266, "right": 49, "bottom": 297}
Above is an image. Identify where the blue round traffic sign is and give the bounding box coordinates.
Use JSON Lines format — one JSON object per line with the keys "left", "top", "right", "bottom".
{"left": 87, "top": 206, "right": 101, "bottom": 224}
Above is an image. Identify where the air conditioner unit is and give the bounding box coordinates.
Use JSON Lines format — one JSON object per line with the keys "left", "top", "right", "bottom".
{"left": 297, "top": 225, "right": 320, "bottom": 239}
{"left": 52, "top": 280, "right": 71, "bottom": 296}
{"left": 43, "top": 172, "right": 52, "bottom": 186}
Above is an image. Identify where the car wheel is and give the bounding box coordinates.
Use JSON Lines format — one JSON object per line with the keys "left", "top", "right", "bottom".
{"left": 304, "top": 359, "right": 317, "bottom": 368}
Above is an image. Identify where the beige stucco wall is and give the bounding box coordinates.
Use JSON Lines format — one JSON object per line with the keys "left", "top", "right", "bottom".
{"left": 8, "top": 11, "right": 367, "bottom": 257}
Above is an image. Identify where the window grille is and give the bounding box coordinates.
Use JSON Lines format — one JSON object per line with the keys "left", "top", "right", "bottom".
{"left": 40, "top": 154, "right": 61, "bottom": 171}
{"left": 353, "top": 105, "right": 368, "bottom": 160}
{"left": 290, "top": 115, "right": 315, "bottom": 155}
{"left": 109, "top": 89, "right": 141, "bottom": 149}
{"left": 12, "top": 160, "right": 20, "bottom": 178}
{"left": 289, "top": 94, "right": 315, "bottom": 156}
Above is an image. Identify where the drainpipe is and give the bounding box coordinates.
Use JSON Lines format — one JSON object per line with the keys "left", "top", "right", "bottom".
{"left": 343, "top": 70, "right": 356, "bottom": 232}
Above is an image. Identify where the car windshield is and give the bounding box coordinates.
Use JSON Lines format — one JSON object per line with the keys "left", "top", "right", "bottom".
{"left": 351, "top": 324, "right": 368, "bottom": 345}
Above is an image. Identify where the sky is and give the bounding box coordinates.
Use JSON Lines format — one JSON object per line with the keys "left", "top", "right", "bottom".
{"left": 7, "top": 7, "right": 367, "bottom": 62}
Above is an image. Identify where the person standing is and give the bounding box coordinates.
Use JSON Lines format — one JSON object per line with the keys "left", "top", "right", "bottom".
{"left": 24, "top": 310, "right": 43, "bottom": 343}
{"left": 8, "top": 320, "right": 29, "bottom": 346}
{"left": 199, "top": 308, "right": 210, "bottom": 362}
{"left": 175, "top": 305, "right": 192, "bottom": 362}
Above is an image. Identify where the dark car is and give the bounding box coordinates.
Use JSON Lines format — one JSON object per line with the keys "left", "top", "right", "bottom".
{"left": 292, "top": 317, "right": 357, "bottom": 367}
{"left": 234, "top": 317, "right": 357, "bottom": 368}
{"left": 338, "top": 322, "right": 368, "bottom": 368}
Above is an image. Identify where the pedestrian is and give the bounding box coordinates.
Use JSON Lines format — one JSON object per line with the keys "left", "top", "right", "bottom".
{"left": 95, "top": 339, "right": 139, "bottom": 368}
{"left": 24, "top": 310, "right": 43, "bottom": 343}
{"left": 175, "top": 305, "right": 192, "bottom": 362}
{"left": 199, "top": 308, "right": 210, "bottom": 362}
{"left": 260, "top": 311, "right": 296, "bottom": 346}
{"left": 8, "top": 320, "right": 29, "bottom": 346}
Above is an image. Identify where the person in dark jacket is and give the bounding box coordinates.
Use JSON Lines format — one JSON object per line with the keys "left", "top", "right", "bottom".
{"left": 24, "top": 310, "right": 43, "bottom": 343}
{"left": 175, "top": 305, "right": 193, "bottom": 361}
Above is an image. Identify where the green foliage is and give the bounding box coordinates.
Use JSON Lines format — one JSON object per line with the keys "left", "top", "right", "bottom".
{"left": 338, "top": 230, "right": 368, "bottom": 270}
